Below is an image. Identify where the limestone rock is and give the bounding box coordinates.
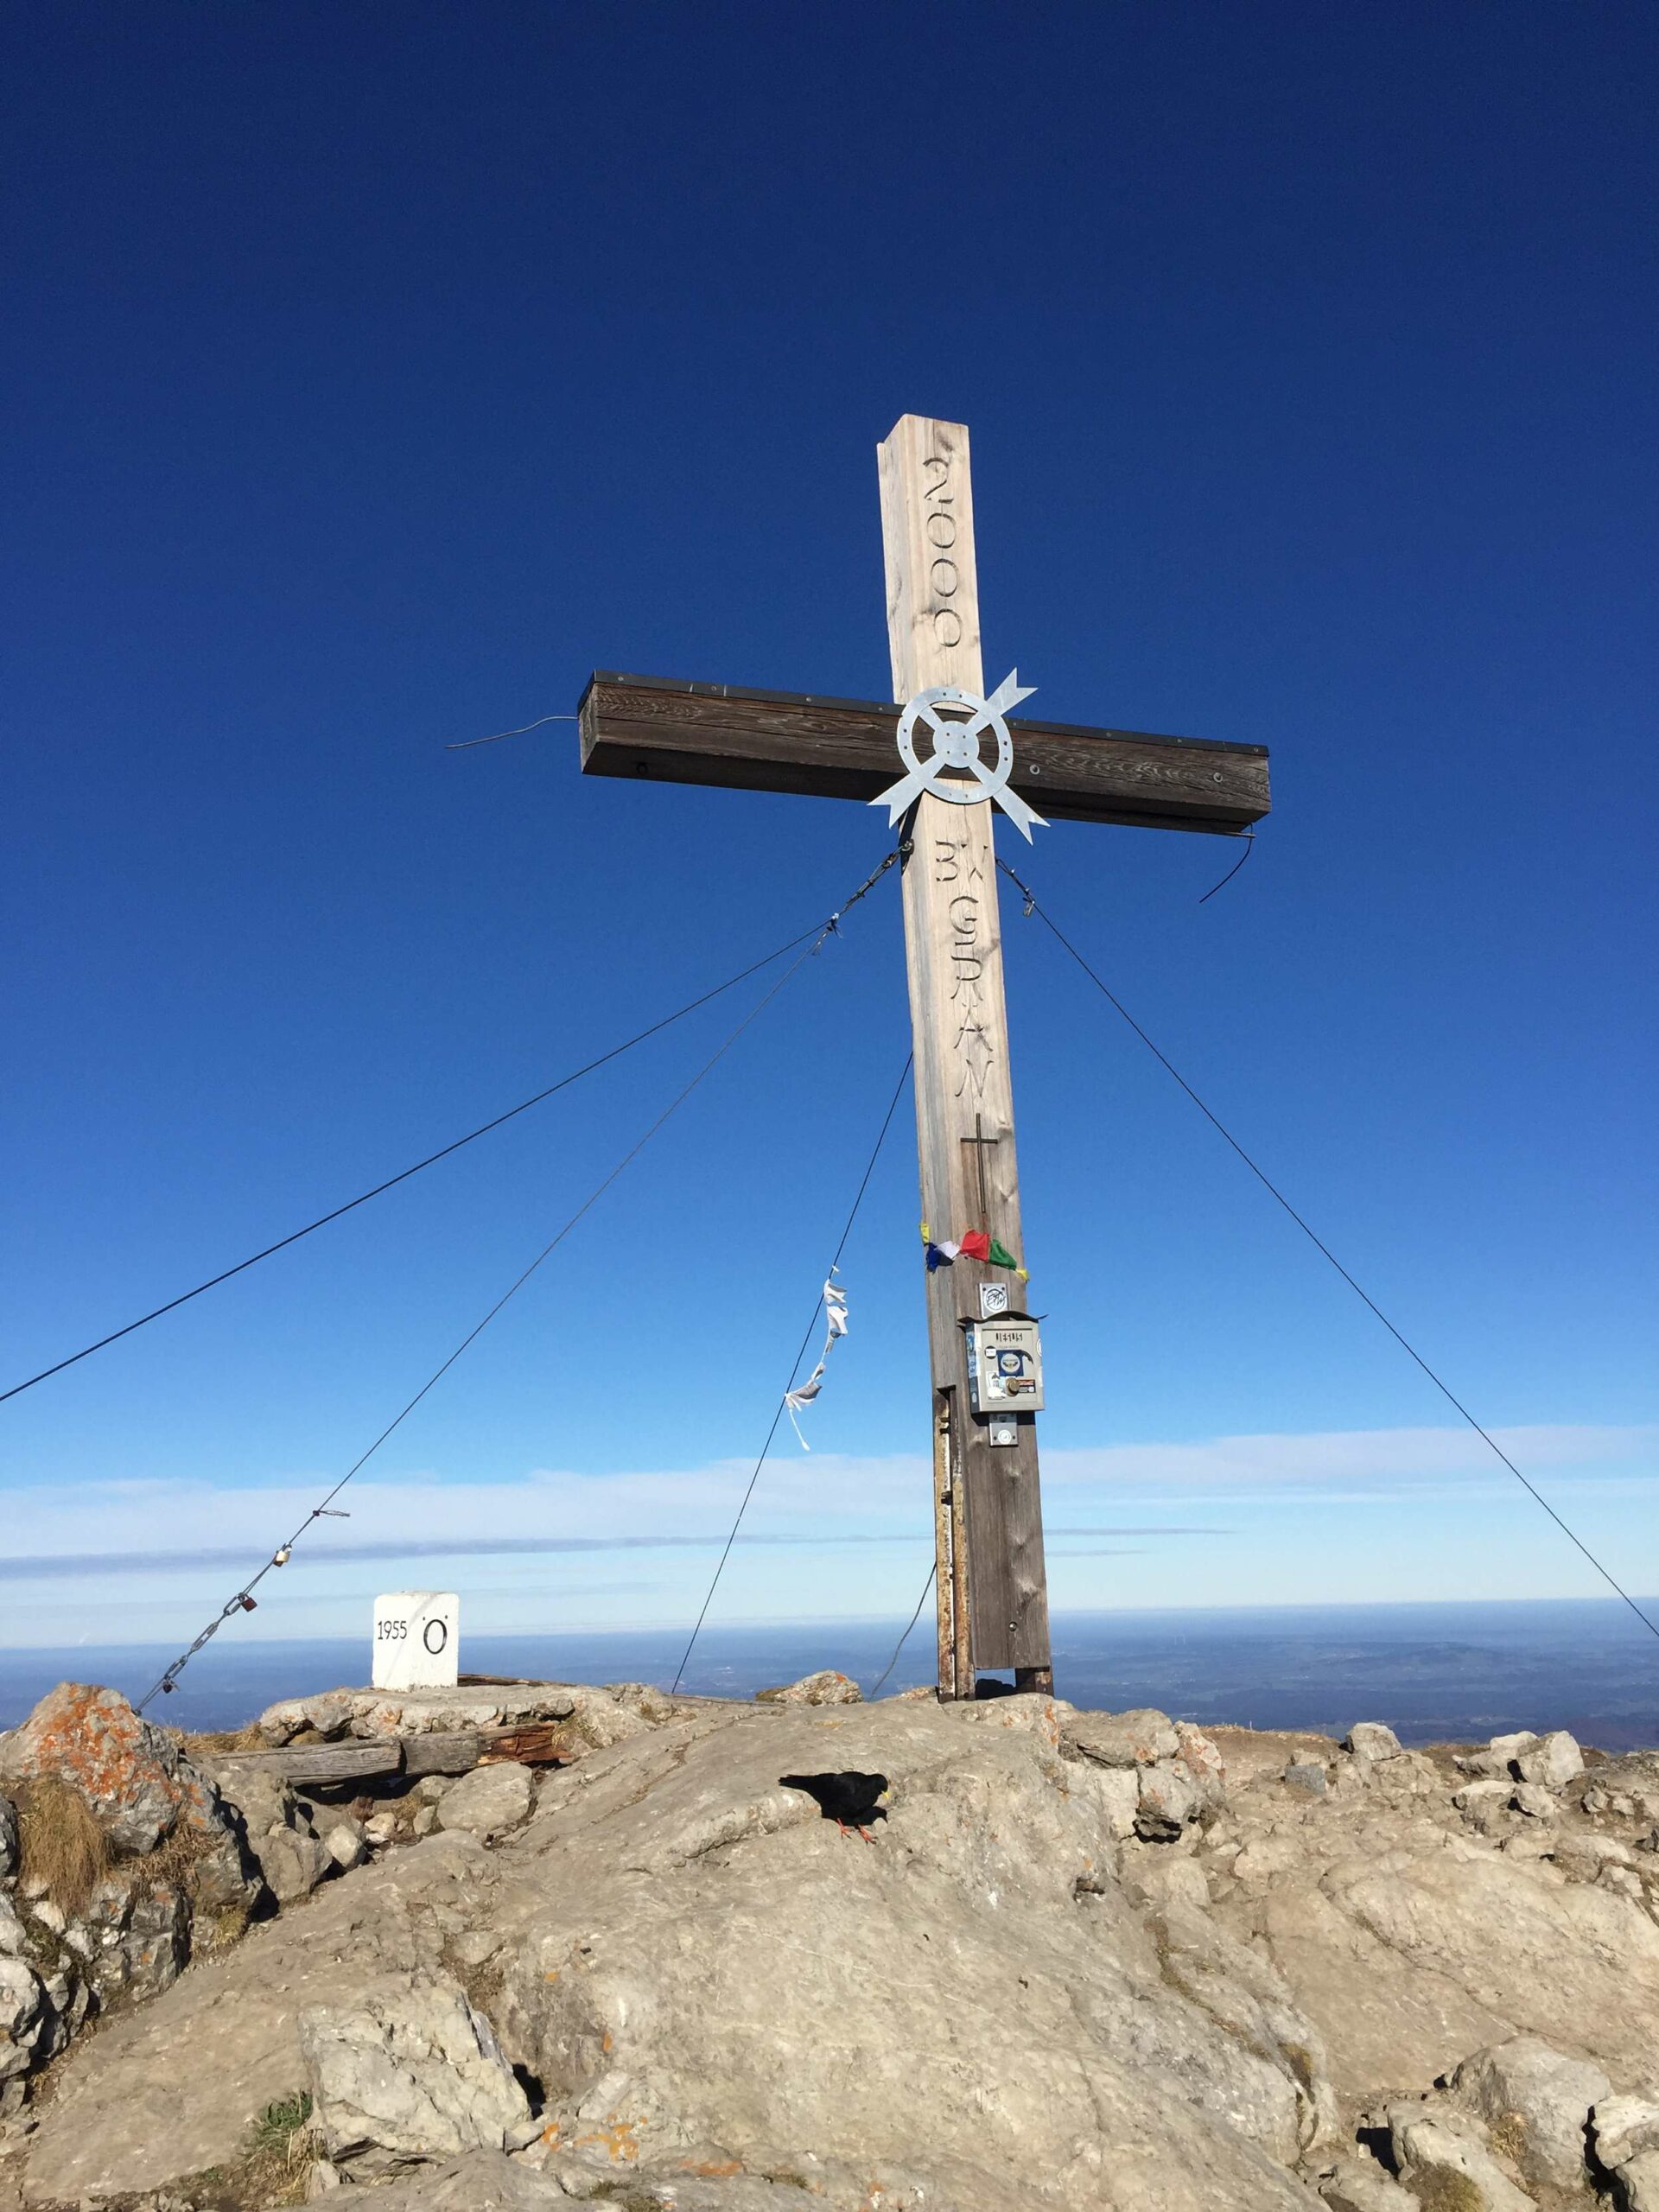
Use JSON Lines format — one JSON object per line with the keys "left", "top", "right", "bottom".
{"left": 79, "top": 1875, "right": 191, "bottom": 2004}
{"left": 321, "top": 1816, "right": 367, "bottom": 1872}
{"left": 561, "top": 1684, "right": 656, "bottom": 1750}
{"left": 1173, "top": 1720, "right": 1228, "bottom": 1806}
{"left": 1147, "top": 1896, "right": 1337, "bottom": 2153}
{"left": 1512, "top": 1783, "right": 1556, "bottom": 1820}
{"left": 203, "top": 1755, "right": 330, "bottom": 1904}
{"left": 1491, "top": 1732, "right": 1539, "bottom": 1764}
{"left": 1450, "top": 2036, "right": 1609, "bottom": 2190}
{"left": 33, "top": 1688, "right": 1659, "bottom": 2212}
{"left": 1455, "top": 1777, "right": 1514, "bottom": 1811}
{"left": 492, "top": 1706, "right": 1316, "bottom": 2206}
{"left": 257, "top": 1689, "right": 358, "bottom": 1746}
{"left": 1516, "top": 1731, "right": 1584, "bottom": 1791}
{"left": 299, "top": 1971, "right": 531, "bottom": 2170}
{"left": 1552, "top": 1831, "right": 1637, "bottom": 1880}
{"left": 948, "top": 1690, "right": 1071, "bottom": 1748}
{"left": 1593, "top": 2095, "right": 1659, "bottom": 2171}
{"left": 1344, "top": 1724, "right": 1404, "bottom": 1763}
{"left": 17, "top": 1704, "right": 1327, "bottom": 2208}
{"left": 436, "top": 1763, "right": 534, "bottom": 1840}
{"left": 0, "top": 1683, "right": 194, "bottom": 1854}
{"left": 301, "top": 2149, "right": 570, "bottom": 2207}
{"left": 605, "top": 1682, "right": 677, "bottom": 1723}
{"left": 754, "top": 1670, "right": 861, "bottom": 1707}
{"left": 1321, "top": 2157, "right": 1421, "bottom": 2209}
{"left": 1285, "top": 1761, "right": 1328, "bottom": 1796}
{"left": 1619, "top": 2151, "right": 1659, "bottom": 2212}
{"left": 1230, "top": 1815, "right": 1659, "bottom": 2107}
{"left": 1062, "top": 1707, "right": 1179, "bottom": 1768}
{"left": 1389, "top": 2107, "right": 1535, "bottom": 2212}
{"left": 348, "top": 1687, "right": 581, "bottom": 1738}
{"left": 1459, "top": 1733, "right": 1537, "bottom": 1780}
{"left": 1126, "top": 1854, "right": 1210, "bottom": 1912}
{"left": 1072, "top": 1762, "right": 1139, "bottom": 1839}
{"left": 0, "top": 1957, "right": 48, "bottom": 2088}
{"left": 1135, "top": 1760, "right": 1199, "bottom": 1839}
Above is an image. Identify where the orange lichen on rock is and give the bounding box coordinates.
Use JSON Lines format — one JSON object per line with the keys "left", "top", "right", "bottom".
{"left": 573, "top": 2117, "right": 642, "bottom": 2163}
{"left": 0, "top": 1681, "right": 189, "bottom": 1855}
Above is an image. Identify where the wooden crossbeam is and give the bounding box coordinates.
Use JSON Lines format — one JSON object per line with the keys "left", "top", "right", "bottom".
{"left": 579, "top": 672, "right": 1269, "bottom": 836}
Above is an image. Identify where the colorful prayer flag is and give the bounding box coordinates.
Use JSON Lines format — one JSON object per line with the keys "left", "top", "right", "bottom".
{"left": 919, "top": 1226, "right": 1027, "bottom": 1279}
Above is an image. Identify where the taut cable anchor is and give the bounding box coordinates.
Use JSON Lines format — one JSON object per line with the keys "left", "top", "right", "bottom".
{"left": 136, "top": 843, "right": 906, "bottom": 1712}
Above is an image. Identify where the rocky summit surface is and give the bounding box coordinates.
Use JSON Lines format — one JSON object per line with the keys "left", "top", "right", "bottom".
{"left": 3, "top": 1682, "right": 1659, "bottom": 2210}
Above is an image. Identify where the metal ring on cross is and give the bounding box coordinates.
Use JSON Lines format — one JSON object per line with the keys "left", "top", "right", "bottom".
{"left": 896, "top": 686, "right": 1013, "bottom": 807}
{"left": 869, "top": 669, "right": 1047, "bottom": 840}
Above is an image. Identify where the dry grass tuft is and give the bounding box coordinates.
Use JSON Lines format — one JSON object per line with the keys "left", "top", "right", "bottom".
{"left": 1485, "top": 2109, "right": 1531, "bottom": 2173}
{"left": 15, "top": 1776, "right": 112, "bottom": 1915}
{"left": 1411, "top": 2172, "right": 1484, "bottom": 2212}
{"left": 183, "top": 1722, "right": 267, "bottom": 1756}
{"left": 239, "top": 2090, "right": 318, "bottom": 2206}
{"left": 145, "top": 1811, "right": 216, "bottom": 1891}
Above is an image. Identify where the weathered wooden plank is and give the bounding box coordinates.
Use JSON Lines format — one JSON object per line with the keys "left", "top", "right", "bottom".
{"left": 212, "top": 1724, "right": 561, "bottom": 1787}
{"left": 579, "top": 674, "right": 1268, "bottom": 836}
{"left": 948, "top": 1392, "right": 973, "bottom": 1697}
{"left": 210, "top": 1739, "right": 403, "bottom": 1787}
{"left": 479, "top": 1719, "right": 569, "bottom": 1767}
{"left": 879, "top": 413, "right": 1052, "bottom": 1684}
{"left": 402, "top": 1732, "right": 483, "bottom": 1777}
{"left": 932, "top": 1390, "right": 956, "bottom": 1700}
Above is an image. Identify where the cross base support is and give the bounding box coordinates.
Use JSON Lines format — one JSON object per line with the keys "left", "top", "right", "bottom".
{"left": 931, "top": 1389, "right": 976, "bottom": 1700}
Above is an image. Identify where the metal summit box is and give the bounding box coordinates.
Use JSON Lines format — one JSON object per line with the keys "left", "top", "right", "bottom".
{"left": 965, "top": 1316, "right": 1045, "bottom": 1414}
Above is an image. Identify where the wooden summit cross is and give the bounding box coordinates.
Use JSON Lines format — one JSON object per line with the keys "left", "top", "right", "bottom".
{"left": 579, "top": 416, "right": 1270, "bottom": 1698}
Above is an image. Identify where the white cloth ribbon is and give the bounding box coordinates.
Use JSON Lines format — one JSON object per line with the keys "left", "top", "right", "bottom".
{"left": 784, "top": 1274, "right": 849, "bottom": 1449}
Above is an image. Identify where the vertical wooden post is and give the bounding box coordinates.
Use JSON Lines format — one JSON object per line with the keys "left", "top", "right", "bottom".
{"left": 948, "top": 1389, "right": 973, "bottom": 1694}
{"left": 878, "top": 414, "right": 1053, "bottom": 1694}
{"left": 931, "top": 1391, "right": 956, "bottom": 1700}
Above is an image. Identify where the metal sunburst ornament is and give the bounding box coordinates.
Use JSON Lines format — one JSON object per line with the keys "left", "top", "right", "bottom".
{"left": 869, "top": 670, "right": 1046, "bottom": 841}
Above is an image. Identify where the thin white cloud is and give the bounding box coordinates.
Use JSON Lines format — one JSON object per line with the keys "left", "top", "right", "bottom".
{"left": 1043, "top": 1423, "right": 1659, "bottom": 1489}
{"left": 1, "top": 1423, "right": 1649, "bottom": 1572}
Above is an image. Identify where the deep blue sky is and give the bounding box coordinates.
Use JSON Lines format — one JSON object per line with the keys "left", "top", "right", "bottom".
{"left": 3, "top": 3, "right": 1655, "bottom": 1657}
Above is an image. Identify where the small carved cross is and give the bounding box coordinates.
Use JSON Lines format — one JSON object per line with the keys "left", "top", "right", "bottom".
{"left": 961, "top": 1116, "right": 1000, "bottom": 1236}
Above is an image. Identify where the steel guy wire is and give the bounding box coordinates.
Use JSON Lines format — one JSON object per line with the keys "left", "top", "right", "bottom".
{"left": 446, "top": 713, "right": 576, "bottom": 750}
{"left": 998, "top": 855, "right": 1659, "bottom": 1646}
{"left": 868, "top": 1560, "right": 938, "bottom": 1700}
{"left": 1198, "top": 830, "right": 1255, "bottom": 903}
{"left": 135, "top": 853, "right": 903, "bottom": 1711}
{"left": 669, "top": 1051, "right": 914, "bottom": 1696}
{"left": 4, "top": 857, "right": 901, "bottom": 1411}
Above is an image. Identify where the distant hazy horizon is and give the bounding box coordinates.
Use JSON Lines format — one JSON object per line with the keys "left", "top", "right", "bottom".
{"left": 6, "top": 1595, "right": 1658, "bottom": 1753}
